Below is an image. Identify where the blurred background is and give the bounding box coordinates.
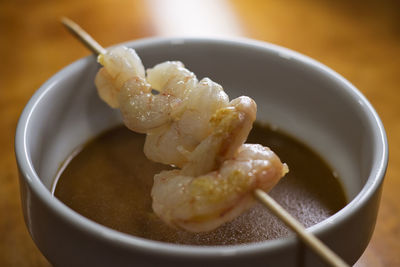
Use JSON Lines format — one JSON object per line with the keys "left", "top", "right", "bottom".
{"left": 1, "top": 0, "right": 399, "bottom": 266}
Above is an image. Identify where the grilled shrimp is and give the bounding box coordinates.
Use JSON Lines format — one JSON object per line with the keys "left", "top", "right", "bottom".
{"left": 180, "top": 96, "right": 257, "bottom": 177}
{"left": 95, "top": 46, "right": 288, "bottom": 232}
{"left": 152, "top": 144, "right": 288, "bottom": 232}
{"left": 95, "top": 47, "right": 230, "bottom": 166}
{"left": 151, "top": 95, "right": 288, "bottom": 232}
{"left": 95, "top": 46, "right": 145, "bottom": 108}
{"left": 142, "top": 65, "right": 229, "bottom": 167}
{"left": 95, "top": 47, "right": 182, "bottom": 133}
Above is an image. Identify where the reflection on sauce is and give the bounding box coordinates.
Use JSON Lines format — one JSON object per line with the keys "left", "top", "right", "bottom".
{"left": 54, "top": 123, "right": 347, "bottom": 245}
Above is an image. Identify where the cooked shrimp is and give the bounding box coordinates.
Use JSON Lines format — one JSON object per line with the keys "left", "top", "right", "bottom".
{"left": 95, "top": 46, "right": 288, "bottom": 232}
{"left": 95, "top": 47, "right": 230, "bottom": 166}
{"left": 142, "top": 65, "right": 230, "bottom": 167}
{"left": 180, "top": 96, "right": 257, "bottom": 177}
{"left": 152, "top": 144, "right": 288, "bottom": 232}
{"left": 95, "top": 48, "right": 181, "bottom": 133}
{"left": 95, "top": 46, "right": 145, "bottom": 108}
{"left": 151, "top": 95, "right": 287, "bottom": 232}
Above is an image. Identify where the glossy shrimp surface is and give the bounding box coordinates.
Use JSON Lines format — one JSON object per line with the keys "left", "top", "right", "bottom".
{"left": 95, "top": 46, "right": 288, "bottom": 232}
{"left": 152, "top": 144, "right": 288, "bottom": 232}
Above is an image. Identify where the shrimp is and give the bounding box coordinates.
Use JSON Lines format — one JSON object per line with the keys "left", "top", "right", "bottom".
{"left": 180, "top": 96, "right": 257, "bottom": 177}
{"left": 142, "top": 65, "right": 230, "bottom": 167}
{"left": 95, "top": 46, "right": 145, "bottom": 108}
{"left": 152, "top": 144, "right": 288, "bottom": 232}
{"left": 95, "top": 47, "right": 230, "bottom": 167}
{"left": 95, "top": 47, "right": 183, "bottom": 133}
{"left": 151, "top": 95, "right": 287, "bottom": 232}
{"left": 95, "top": 45, "right": 289, "bottom": 232}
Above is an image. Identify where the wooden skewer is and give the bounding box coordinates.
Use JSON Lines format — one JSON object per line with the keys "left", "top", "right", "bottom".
{"left": 254, "top": 189, "right": 349, "bottom": 267}
{"left": 61, "top": 17, "right": 107, "bottom": 55}
{"left": 61, "top": 17, "right": 349, "bottom": 267}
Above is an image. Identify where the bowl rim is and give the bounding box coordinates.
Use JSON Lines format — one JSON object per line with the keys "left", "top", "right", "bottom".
{"left": 15, "top": 36, "right": 388, "bottom": 259}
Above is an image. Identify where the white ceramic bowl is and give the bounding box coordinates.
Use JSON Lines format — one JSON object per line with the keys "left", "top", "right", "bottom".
{"left": 15, "top": 38, "right": 388, "bottom": 266}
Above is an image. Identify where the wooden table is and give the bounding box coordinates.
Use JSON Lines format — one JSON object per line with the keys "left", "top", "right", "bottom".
{"left": 1, "top": 0, "right": 399, "bottom": 266}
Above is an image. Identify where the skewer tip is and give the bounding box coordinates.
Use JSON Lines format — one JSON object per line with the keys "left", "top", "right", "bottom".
{"left": 61, "top": 16, "right": 107, "bottom": 55}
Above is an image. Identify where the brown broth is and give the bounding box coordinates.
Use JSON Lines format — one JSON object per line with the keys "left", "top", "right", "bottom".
{"left": 53, "top": 123, "right": 347, "bottom": 245}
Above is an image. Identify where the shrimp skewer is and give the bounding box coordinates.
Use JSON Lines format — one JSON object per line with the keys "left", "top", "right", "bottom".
{"left": 62, "top": 18, "right": 350, "bottom": 267}
{"left": 95, "top": 47, "right": 289, "bottom": 232}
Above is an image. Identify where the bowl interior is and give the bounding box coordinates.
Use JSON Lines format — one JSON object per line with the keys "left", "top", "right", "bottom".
{"left": 25, "top": 39, "right": 383, "bottom": 203}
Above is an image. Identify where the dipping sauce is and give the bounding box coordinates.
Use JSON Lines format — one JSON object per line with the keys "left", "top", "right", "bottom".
{"left": 53, "top": 123, "right": 347, "bottom": 245}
